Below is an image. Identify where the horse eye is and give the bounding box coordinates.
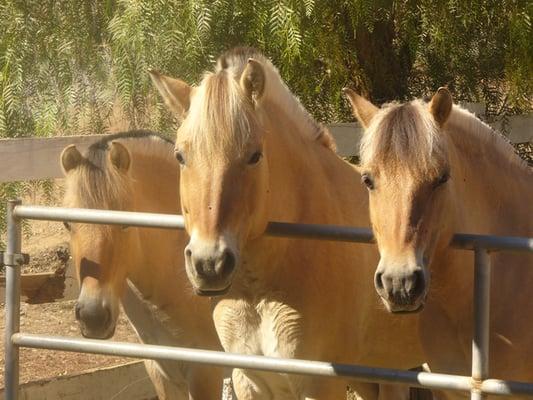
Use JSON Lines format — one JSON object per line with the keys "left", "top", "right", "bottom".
{"left": 63, "top": 221, "right": 71, "bottom": 231}
{"left": 175, "top": 150, "right": 185, "bottom": 165}
{"left": 361, "top": 174, "right": 374, "bottom": 190}
{"left": 248, "top": 151, "right": 262, "bottom": 165}
{"left": 434, "top": 171, "right": 450, "bottom": 188}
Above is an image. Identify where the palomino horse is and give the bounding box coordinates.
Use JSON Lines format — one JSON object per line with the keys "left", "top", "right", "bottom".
{"left": 345, "top": 87, "right": 533, "bottom": 399}
{"left": 150, "top": 47, "right": 426, "bottom": 399}
{"left": 60, "top": 131, "right": 223, "bottom": 399}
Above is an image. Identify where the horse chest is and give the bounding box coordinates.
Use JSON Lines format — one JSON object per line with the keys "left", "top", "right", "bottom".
{"left": 214, "top": 297, "right": 302, "bottom": 359}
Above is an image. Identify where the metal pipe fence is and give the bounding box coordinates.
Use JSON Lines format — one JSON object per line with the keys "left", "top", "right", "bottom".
{"left": 3, "top": 201, "right": 533, "bottom": 399}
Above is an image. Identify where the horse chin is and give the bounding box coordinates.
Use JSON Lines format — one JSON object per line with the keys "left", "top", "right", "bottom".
{"left": 391, "top": 303, "right": 425, "bottom": 314}
{"left": 194, "top": 284, "right": 231, "bottom": 297}
{"left": 382, "top": 299, "right": 425, "bottom": 314}
{"left": 79, "top": 323, "right": 116, "bottom": 340}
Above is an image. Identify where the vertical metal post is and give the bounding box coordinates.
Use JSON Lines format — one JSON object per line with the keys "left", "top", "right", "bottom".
{"left": 471, "top": 247, "right": 491, "bottom": 400}
{"left": 4, "top": 199, "right": 22, "bottom": 400}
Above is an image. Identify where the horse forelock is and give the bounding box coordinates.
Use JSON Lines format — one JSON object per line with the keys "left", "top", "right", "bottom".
{"left": 64, "top": 149, "right": 130, "bottom": 214}
{"left": 182, "top": 71, "right": 255, "bottom": 157}
{"left": 183, "top": 47, "right": 335, "bottom": 154}
{"left": 64, "top": 133, "right": 174, "bottom": 214}
{"left": 360, "top": 100, "right": 447, "bottom": 177}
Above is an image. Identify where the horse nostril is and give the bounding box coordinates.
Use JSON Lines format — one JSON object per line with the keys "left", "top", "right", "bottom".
{"left": 411, "top": 270, "right": 425, "bottom": 298}
{"left": 224, "top": 249, "right": 235, "bottom": 267}
{"left": 217, "top": 249, "right": 236, "bottom": 277}
{"left": 75, "top": 303, "right": 81, "bottom": 320}
{"left": 374, "top": 272, "right": 384, "bottom": 290}
{"left": 185, "top": 248, "right": 192, "bottom": 258}
{"left": 103, "top": 306, "right": 112, "bottom": 327}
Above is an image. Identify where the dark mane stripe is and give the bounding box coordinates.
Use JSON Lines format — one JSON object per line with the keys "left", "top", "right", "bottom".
{"left": 88, "top": 130, "right": 174, "bottom": 152}
{"left": 216, "top": 46, "right": 264, "bottom": 73}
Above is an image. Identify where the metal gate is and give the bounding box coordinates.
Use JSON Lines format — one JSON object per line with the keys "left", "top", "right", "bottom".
{"left": 3, "top": 200, "right": 533, "bottom": 399}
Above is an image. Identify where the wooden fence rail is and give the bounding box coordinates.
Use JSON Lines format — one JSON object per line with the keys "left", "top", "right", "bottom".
{"left": 1, "top": 112, "right": 531, "bottom": 183}
{"left": 0, "top": 264, "right": 79, "bottom": 304}
{"left": 0, "top": 361, "right": 156, "bottom": 400}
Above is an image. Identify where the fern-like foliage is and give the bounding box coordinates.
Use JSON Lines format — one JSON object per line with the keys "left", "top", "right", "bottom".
{"left": 1, "top": 0, "right": 531, "bottom": 139}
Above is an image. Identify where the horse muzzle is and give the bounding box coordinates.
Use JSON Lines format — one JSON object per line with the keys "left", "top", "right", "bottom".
{"left": 184, "top": 239, "right": 238, "bottom": 296}
{"left": 75, "top": 298, "right": 116, "bottom": 339}
{"left": 374, "top": 264, "right": 428, "bottom": 313}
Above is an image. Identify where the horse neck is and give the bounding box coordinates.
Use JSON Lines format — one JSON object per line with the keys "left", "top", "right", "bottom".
{"left": 265, "top": 100, "right": 365, "bottom": 221}
{"left": 124, "top": 146, "right": 187, "bottom": 300}
{"left": 446, "top": 110, "right": 532, "bottom": 237}
{"left": 124, "top": 145, "right": 216, "bottom": 338}
{"left": 128, "top": 146, "right": 180, "bottom": 215}
{"left": 251, "top": 99, "right": 370, "bottom": 276}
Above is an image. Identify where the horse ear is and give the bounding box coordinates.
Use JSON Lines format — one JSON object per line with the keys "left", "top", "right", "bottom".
{"left": 240, "top": 58, "right": 265, "bottom": 103}
{"left": 109, "top": 141, "right": 131, "bottom": 172}
{"left": 429, "top": 87, "right": 453, "bottom": 126}
{"left": 149, "top": 70, "right": 192, "bottom": 119}
{"left": 60, "top": 145, "right": 83, "bottom": 174}
{"left": 342, "top": 88, "right": 378, "bottom": 129}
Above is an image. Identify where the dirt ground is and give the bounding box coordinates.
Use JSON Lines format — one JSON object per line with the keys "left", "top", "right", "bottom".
{"left": 0, "top": 205, "right": 140, "bottom": 389}
{"left": 0, "top": 300, "right": 139, "bottom": 388}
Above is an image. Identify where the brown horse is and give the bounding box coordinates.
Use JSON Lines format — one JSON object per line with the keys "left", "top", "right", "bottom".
{"left": 61, "top": 131, "right": 223, "bottom": 399}
{"left": 345, "top": 87, "right": 533, "bottom": 399}
{"left": 150, "top": 47, "right": 426, "bottom": 399}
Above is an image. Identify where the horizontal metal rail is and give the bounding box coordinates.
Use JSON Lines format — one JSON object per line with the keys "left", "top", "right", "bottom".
{"left": 9, "top": 332, "right": 533, "bottom": 396}
{"left": 14, "top": 333, "right": 470, "bottom": 391}
{"left": 14, "top": 205, "right": 186, "bottom": 230}
{"left": 14, "top": 205, "right": 533, "bottom": 252}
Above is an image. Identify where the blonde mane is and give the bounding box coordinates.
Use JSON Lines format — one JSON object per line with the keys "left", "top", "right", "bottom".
{"left": 181, "top": 47, "right": 335, "bottom": 153}
{"left": 360, "top": 100, "right": 530, "bottom": 176}
{"left": 64, "top": 131, "right": 175, "bottom": 211}
{"left": 445, "top": 105, "right": 531, "bottom": 172}
{"left": 360, "top": 100, "right": 445, "bottom": 174}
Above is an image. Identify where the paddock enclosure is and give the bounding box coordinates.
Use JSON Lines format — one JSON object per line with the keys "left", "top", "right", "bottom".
{"left": 1, "top": 115, "right": 532, "bottom": 400}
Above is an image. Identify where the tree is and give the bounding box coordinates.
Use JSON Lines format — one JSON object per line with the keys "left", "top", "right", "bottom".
{"left": 1, "top": 0, "right": 531, "bottom": 139}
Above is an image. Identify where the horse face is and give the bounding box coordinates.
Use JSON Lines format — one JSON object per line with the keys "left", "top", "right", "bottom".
{"left": 150, "top": 59, "right": 270, "bottom": 296}
{"left": 179, "top": 138, "right": 269, "bottom": 296}
{"left": 345, "top": 87, "right": 454, "bottom": 313}
{"left": 61, "top": 143, "right": 133, "bottom": 338}
{"left": 67, "top": 223, "right": 128, "bottom": 338}
{"left": 365, "top": 169, "right": 452, "bottom": 312}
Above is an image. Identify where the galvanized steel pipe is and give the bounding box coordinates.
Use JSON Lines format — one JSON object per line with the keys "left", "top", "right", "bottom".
{"left": 13, "top": 205, "right": 186, "bottom": 230}
{"left": 11, "top": 333, "right": 533, "bottom": 396}
{"left": 471, "top": 248, "right": 492, "bottom": 399}
{"left": 12, "top": 333, "right": 474, "bottom": 392}
{"left": 13, "top": 205, "right": 533, "bottom": 252}
{"left": 4, "top": 200, "right": 22, "bottom": 400}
